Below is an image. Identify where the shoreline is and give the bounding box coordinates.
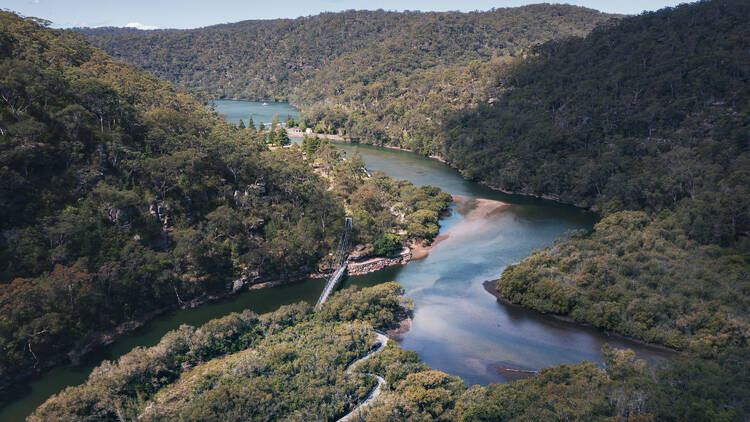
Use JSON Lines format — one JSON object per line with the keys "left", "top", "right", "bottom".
{"left": 452, "top": 194, "right": 509, "bottom": 221}
{"left": 0, "top": 269, "right": 332, "bottom": 393}
{"left": 356, "top": 194, "right": 510, "bottom": 268}
{"left": 409, "top": 235, "right": 447, "bottom": 260}
{"left": 345, "top": 194, "right": 511, "bottom": 276}
{"left": 347, "top": 193, "right": 462, "bottom": 273}
{"left": 286, "top": 128, "right": 354, "bottom": 143}
{"left": 291, "top": 128, "right": 589, "bottom": 210}
{"left": 385, "top": 307, "right": 413, "bottom": 340}
{"left": 1, "top": 189, "right": 458, "bottom": 393}
{"left": 0, "top": 138, "right": 593, "bottom": 395}
{"left": 346, "top": 232, "right": 448, "bottom": 274}
{"left": 313, "top": 134, "right": 592, "bottom": 210}
{"left": 347, "top": 249, "right": 411, "bottom": 276}
{"left": 481, "top": 280, "right": 679, "bottom": 355}
{"left": 1, "top": 221, "right": 455, "bottom": 393}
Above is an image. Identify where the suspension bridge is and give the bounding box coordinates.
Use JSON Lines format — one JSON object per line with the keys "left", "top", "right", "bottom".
{"left": 315, "top": 217, "right": 390, "bottom": 420}
{"left": 316, "top": 217, "right": 352, "bottom": 309}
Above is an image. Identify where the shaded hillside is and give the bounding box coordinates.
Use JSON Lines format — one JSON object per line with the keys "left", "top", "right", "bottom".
{"left": 79, "top": 5, "right": 616, "bottom": 101}
{"left": 0, "top": 11, "right": 346, "bottom": 387}
{"left": 79, "top": 6, "right": 618, "bottom": 153}
{"left": 436, "top": 0, "right": 750, "bottom": 355}
{"left": 441, "top": 0, "right": 749, "bottom": 225}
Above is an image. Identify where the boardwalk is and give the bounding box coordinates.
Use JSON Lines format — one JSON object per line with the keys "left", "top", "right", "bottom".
{"left": 315, "top": 218, "right": 388, "bottom": 420}
{"left": 337, "top": 332, "right": 389, "bottom": 422}
{"left": 316, "top": 217, "right": 352, "bottom": 309}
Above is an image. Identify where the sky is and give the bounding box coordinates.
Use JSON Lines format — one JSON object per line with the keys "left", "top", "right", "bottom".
{"left": 4, "top": 0, "right": 688, "bottom": 29}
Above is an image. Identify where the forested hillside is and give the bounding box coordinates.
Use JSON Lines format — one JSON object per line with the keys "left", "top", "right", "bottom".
{"left": 30, "top": 283, "right": 410, "bottom": 421}
{"left": 79, "top": 5, "right": 618, "bottom": 153}
{"left": 33, "top": 283, "right": 750, "bottom": 421}
{"left": 464, "top": 0, "right": 750, "bottom": 355}
{"left": 441, "top": 0, "right": 749, "bottom": 216}
{"left": 0, "top": 12, "right": 347, "bottom": 388}
{"left": 0, "top": 11, "right": 454, "bottom": 391}
{"left": 80, "top": 5, "right": 614, "bottom": 100}
{"left": 6, "top": 1, "right": 750, "bottom": 419}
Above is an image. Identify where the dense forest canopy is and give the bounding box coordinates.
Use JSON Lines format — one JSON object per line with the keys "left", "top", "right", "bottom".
{"left": 30, "top": 283, "right": 411, "bottom": 421}
{"left": 499, "top": 211, "right": 749, "bottom": 353}
{"left": 441, "top": 0, "right": 750, "bottom": 218}
{"left": 3, "top": 0, "right": 749, "bottom": 419}
{"left": 0, "top": 11, "right": 450, "bottom": 391}
{"left": 466, "top": 0, "right": 749, "bottom": 357}
{"left": 79, "top": 5, "right": 619, "bottom": 153}
{"left": 79, "top": 5, "right": 616, "bottom": 101}
{"left": 302, "top": 137, "right": 452, "bottom": 247}
{"left": 32, "top": 283, "right": 750, "bottom": 421}
{"left": 0, "top": 10, "right": 339, "bottom": 387}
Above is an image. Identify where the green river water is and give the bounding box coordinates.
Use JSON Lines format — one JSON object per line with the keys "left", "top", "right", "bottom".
{"left": 0, "top": 101, "right": 673, "bottom": 421}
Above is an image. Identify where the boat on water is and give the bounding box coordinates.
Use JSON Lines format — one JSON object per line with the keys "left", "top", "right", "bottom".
{"left": 262, "top": 102, "right": 269, "bottom": 106}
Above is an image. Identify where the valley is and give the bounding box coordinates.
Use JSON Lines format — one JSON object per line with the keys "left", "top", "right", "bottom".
{"left": 1, "top": 1, "right": 748, "bottom": 420}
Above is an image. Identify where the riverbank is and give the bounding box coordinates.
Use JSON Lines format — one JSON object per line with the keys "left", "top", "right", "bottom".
{"left": 346, "top": 195, "right": 509, "bottom": 278}
{"left": 373, "top": 143, "right": 446, "bottom": 163}
{"left": 481, "top": 280, "right": 679, "bottom": 355}
{"left": 324, "top": 135, "right": 593, "bottom": 209}
{"left": 0, "top": 307, "right": 172, "bottom": 393}
{"left": 1, "top": 184, "right": 459, "bottom": 394}
{"left": 0, "top": 268, "right": 336, "bottom": 393}
{"left": 26, "top": 152, "right": 549, "bottom": 388}
{"left": 409, "top": 236, "right": 445, "bottom": 260}
{"left": 347, "top": 249, "right": 410, "bottom": 276}
{"left": 345, "top": 238, "right": 443, "bottom": 274}
{"left": 300, "top": 131, "right": 451, "bottom": 164}
{"left": 287, "top": 127, "right": 451, "bottom": 166}
{"left": 452, "top": 194, "right": 509, "bottom": 220}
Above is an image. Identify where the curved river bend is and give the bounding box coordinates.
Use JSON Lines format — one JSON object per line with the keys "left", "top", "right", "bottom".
{"left": 0, "top": 101, "right": 673, "bottom": 421}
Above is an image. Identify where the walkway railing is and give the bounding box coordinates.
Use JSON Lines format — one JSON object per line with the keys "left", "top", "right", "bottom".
{"left": 316, "top": 217, "right": 352, "bottom": 309}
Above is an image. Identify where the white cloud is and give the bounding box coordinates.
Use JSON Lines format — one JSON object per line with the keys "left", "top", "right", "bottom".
{"left": 30, "top": 0, "right": 40, "bottom": 4}
{"left": 124, "top": 22, "right": 158, "bottom": 30}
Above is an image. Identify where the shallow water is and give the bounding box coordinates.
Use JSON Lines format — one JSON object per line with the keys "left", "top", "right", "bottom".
{"left": 331, "top": 142, "right": 674, "bottom": 385}
{"left": 0, "top": 102, "right": 673, "bottom": 421}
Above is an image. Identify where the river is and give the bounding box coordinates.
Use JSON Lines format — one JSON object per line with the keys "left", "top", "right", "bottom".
{"left": 213, "top": 99, "right": 296, "bottom": 129}
{"left": 0, "top": 101, "right": 673, "bottom": 421}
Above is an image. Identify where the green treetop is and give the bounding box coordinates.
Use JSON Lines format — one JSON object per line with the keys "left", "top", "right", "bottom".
{"left": 275, "top": 127, "right": 290, "bottom": 147}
